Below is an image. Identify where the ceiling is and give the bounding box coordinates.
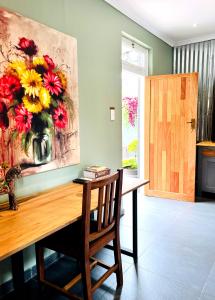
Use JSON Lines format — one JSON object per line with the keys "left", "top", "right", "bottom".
{"left": 104, "top": 0, "right": 215, "bottom": 46}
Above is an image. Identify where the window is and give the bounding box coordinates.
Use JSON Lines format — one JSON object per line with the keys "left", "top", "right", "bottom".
{"left": 122, "top": 37, "right": 148, "bottom": 178}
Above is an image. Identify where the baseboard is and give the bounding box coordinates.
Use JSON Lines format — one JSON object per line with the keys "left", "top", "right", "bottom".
{"left": 0, "top": 252, "right": 60, "bottom": 298}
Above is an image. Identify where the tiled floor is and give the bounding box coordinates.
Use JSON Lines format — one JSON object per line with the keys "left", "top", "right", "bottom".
{"left": 4, "top": 191, "right": 215, "bottom": 299}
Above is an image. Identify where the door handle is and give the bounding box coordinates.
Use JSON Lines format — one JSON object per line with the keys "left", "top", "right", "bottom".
{"left": 186, "top": 118, "right": 196, "bottom": 130}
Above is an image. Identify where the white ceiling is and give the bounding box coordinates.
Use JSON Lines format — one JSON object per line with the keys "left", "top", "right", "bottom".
{"left": 105, "top": 0, "right": 215, "bottom": 46}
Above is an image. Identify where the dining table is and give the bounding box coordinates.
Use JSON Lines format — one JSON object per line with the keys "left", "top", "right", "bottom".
{"left": 0, "top": 177, "right": 149, "bottom": 297}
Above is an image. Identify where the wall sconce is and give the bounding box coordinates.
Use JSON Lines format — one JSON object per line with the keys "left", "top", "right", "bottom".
{"left": 110, "top": 107, "right": 115, "bottom": 121}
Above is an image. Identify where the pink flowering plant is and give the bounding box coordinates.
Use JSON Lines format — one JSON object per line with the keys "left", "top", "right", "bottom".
{"left": 122, "top": 96, "right": 138, "bottom": 127}
{"left": 122, "top": 97, "right": 138, "bottom": 170}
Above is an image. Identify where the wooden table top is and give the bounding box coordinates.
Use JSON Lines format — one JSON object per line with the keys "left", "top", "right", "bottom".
{"left": 196, "top": 141, "right": 215, "bottom": 147}
{"left": 122, "top": 178, "right": 149, "bottom": 195}
{"left": 0, "top": 177, "right": 149, "bottom": 261}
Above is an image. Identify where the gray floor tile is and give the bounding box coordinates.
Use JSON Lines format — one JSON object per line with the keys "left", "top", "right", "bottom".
{"left": 138, "top": 235, "right": 214, "bottom": 292}
{"left": 199, "top": 293, "right": 215, "bottom": 300}
{"left": 201, "top": 280, "right": 215, "bottom": 299}
{"left": 94, "top": 248, "right": 132, "bottom": 273}
{"left": 120, "top": 225, "right": 155, "bottom": 257}
{"left": 102, "top": 265, "right": 201, "bottom": 300}
{"left": 201, "top": 262, "right": 215, "bottom": 297}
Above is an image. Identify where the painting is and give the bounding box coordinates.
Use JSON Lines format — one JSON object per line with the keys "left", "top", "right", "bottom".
{"left": 0, "top": 8, "right": 80, "bottom": 177}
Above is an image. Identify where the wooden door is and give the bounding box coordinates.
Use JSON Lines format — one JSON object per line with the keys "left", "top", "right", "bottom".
{"left": 144, "top": 73, "right": 198, "bottom": 201}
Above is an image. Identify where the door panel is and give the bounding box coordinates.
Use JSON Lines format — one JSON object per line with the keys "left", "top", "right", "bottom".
{"left": 144, "top": 73, "right": 198, "bottom": 201}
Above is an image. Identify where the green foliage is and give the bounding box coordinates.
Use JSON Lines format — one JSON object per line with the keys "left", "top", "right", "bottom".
{"left": 8, "top": 130, "right": 18, "bottom": 145}
{"left": 122, "top": 157, "right": 138, "bottom": 169}
{"left": 128, "top": 139, "right": 138, "bottom": 153}
{"left": 122, "top": 105, "right": 129, "bottom": 128}
{"left": 51, "top": 99, "right": 58, "bottom": 108}
{"left": 40, "top": 112, "right": 54, "bottom": 128}
{"left": 21, "top": 131, "right": 33, "bottom": 156}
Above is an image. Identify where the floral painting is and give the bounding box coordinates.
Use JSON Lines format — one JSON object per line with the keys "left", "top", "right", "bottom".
{"left": 0, "top": 8, "right": 80, "bottom": 176}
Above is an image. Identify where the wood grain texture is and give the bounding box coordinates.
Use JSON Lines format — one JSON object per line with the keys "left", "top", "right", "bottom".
{"left": 181, "top": 77, "right": 186, "bottom": 100}
{"left": 197, "top": 141, "right": 215, "bottom": 147}
{"left": 0, "top": 178, "right": 149, "bottom": 261}
{"left": 144, "top": 77, "right": 151, "bottom": 195}
{"left": 144, "top": 72, "right": 198, "bottom": 201}
{"left": 201, "top": 150, "right": 215, "bottom": 157}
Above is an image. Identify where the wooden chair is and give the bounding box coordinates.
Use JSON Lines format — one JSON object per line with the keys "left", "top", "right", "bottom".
{"left": 35, "top": 169, "right": 123, "bottom": 300}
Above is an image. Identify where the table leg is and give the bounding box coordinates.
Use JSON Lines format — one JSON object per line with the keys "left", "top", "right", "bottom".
{"left": 105, "top": 188, "right": 138, "bottom": 261}
{"left": 132, "top": 189, "right": 138, "bottom": 262}
{"left": 11, "top": 251, "right": 26, "bottom": 298}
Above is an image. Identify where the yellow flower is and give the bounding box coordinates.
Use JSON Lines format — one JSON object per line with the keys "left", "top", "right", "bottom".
{"left": 21, "top": 69, "right": 42, "bottom": 97}
{"left": 56, "top": 71, "right": 67, "bottom": 90}
{"left": 10, "top": 60, "right": 26, "bottom": 77}
{"left": 23, "top": 94, "right": 43, "bottom": 113}
{"left": 39, "top": 87, "right": 51, "bottom": 109}
{"left": 33, "top": 57, "right": 48, "bottom": 69}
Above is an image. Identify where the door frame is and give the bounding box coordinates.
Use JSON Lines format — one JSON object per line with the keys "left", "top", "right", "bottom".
{"left": 121, "top": 37, "right": 149, "bottom": 178}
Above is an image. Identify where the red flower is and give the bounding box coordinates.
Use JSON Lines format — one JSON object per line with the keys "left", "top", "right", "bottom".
{"left": 17, "top": 37, "right": 38, "bottom": 56}
{"left": 0, "top": 102, "right": 9, "bottom": 130}
{"left": 53, "top": 103, "right": 68, "bottom": 129}
{"left": 43, "top": 55, "right": 55, "bottom": 70}
{"left": 44, "top": 71, "right": 62, "bottom": 96}
{"left": 0, "top": 75, "right": 21, "bottom": 102}
{"left": 14, "top": 104, "right": 33, "bottom": 133}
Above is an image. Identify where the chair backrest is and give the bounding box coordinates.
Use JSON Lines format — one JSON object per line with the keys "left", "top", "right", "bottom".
{"left": 81, "top": 169, "right": 123, "bottom": 245}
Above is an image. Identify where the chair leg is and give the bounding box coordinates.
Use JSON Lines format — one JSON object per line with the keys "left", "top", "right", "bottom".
{"left": 35, "top": 244, "right": 45, "bottom": 282}
{"left": 80, "top": 259, "right": 92, "bottom": 300}
{"left": 113, "top": 237, "right": 123, "bottom": 287}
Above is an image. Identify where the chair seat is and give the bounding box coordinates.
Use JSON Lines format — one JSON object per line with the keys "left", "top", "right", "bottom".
{"left": 38, "top": 220, "right": 83, "bottom": 258}
{"left": 38, "top": 219, "right": 116, "bottom": 259}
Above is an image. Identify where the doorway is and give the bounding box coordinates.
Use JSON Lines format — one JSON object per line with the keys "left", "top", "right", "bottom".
{"left": 121, "top": 37, "right": 148, "bottom": 178}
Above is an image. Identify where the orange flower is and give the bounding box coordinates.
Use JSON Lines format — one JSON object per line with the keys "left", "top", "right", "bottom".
{"left": 56, "top": 71, "right": 67, "bottom": 90}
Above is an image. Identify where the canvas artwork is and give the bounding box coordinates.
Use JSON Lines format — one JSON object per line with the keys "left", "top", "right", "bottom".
{"left": 0, "top": 8, "right": 80, "bottom": 177}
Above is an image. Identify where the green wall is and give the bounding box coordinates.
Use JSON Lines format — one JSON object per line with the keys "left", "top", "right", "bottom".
{"left": 0, "top": 0, "right": 172, "bottom": 287}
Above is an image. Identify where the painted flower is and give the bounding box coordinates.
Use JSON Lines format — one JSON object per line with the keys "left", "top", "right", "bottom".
{"left": 14, "top": 104, "right": 33, "bottom": 133}
{"left": 44, "top": 71, "right": 62, "bottom": 96}
{"left": 56, "top": 71, "right": 67, "bottom": 90}
{"left": 0, "top": 167, "right": 4, "bottom": 180}
{"left": 22, "top": 94, "right": 43, "bottom": 113}
{"left": 39, "top": 87, "right": 51, "bottom": 109}
{"left": 22, "top": 88, "right": 50, "bottom": 113}
{"left": 21, "top": 69, "right": 42, "bottom": 98}
{"left": 9, "top": 60, "right": 27, "bottom": 78}
{"left": 33, "top": 57, "right": 48, "bottom": 74}
{"left": 0, "top": 75, "right": 21, "bottom": 102}
{"left": 0, "top": 102, "right": 9, "bottom": 129}
{"left": 43, "top": 55, "right": 55, "bottom": 70}
{"left": 53, "top": 103, "right": 68, "bottom": 128}
{"left": 17, "top": 37, "right": 38, "bottom": 56}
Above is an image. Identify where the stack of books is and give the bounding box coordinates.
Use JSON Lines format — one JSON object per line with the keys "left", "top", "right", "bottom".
{"left": 83, "top": 165, "right": 111, "bottom": 179}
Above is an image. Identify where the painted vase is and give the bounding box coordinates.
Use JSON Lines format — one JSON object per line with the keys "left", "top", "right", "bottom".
{"left": 33, "top": 129, "right": 52, "bottom": 165}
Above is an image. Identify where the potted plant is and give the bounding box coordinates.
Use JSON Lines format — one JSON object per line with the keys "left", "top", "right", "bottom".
{"left": 122, "top": 139, "right": 138, "bottom": 177}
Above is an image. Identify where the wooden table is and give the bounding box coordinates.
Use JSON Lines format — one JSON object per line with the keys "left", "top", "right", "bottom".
{"left": 110, "top": 177, "right": 149, "bottom": 261}
{"left": 0, "top": 177, "right": 149, "bottom": 297}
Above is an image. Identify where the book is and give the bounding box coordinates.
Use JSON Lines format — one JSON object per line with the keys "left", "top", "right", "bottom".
{"left": 83, "top": 165, "right": 110, "bottom": 179}
{"left": 85, "top": 165, "right": 110, "bottom": 172}
{"left": 73, "top": 177, "right": 93, "bottom": 184}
